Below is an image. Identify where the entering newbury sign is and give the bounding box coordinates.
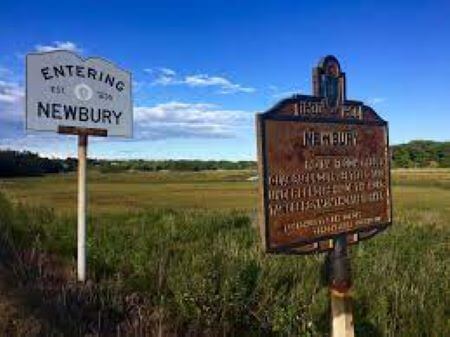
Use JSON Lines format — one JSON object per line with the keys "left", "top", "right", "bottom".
{"left": 25, "top": 50, "right": 133, "bottom": 283}
{"left": 26, "top": 50, "right": 132, "bottom": 137}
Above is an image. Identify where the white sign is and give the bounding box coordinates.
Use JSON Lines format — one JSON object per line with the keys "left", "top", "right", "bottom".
{"left": 26, "top": 50, "right": 133, "bottom": 137}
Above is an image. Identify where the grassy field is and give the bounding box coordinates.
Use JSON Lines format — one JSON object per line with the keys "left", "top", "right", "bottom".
{"left": 0, "top": 169, "right": 448, "bottom": 336}
{"left": 0, "top": 170, "right": 258, "bottom": 214}
{"left": 1, "top": 168, "right": 450, "bottom": 217}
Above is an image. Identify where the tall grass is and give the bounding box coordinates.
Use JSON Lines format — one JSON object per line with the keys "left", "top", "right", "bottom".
{"left": 0, "top": 192, "right": 448, "bottom": 336}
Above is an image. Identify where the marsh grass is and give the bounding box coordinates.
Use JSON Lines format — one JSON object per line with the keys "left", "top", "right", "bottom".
{"left": 0, "top": 170, "right": 258, "bottom": 214}
{"left": 0, "top": 170, "right": 448, "bottom": 336}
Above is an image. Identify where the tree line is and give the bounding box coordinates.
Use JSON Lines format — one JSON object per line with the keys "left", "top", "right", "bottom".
{"left": 391, "top": 140, "right": 450, "bottom": 168}
{"left": 0, "top": 150, "right": 256, "bottom": 177}
{"left": 0, "top": 150, "right": 77, "bottom": 177}
{"left": 96, "top": 159, "right": 256, "bottom": 173}
{"left": 0, "top": 140, "right": 449, "bottom": 177}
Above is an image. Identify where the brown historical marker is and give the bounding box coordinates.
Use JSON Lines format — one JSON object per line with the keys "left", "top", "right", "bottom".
{"left": 256, "top": 55, "right": 391, "bottom": 254}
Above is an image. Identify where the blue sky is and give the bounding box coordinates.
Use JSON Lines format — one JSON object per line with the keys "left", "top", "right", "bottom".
{"left": 1, "top": 0, "right": 449, "bottom": 160}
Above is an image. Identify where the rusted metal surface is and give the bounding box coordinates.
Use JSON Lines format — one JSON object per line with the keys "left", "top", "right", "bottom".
{"left": 328, "top": 235, "right": 352, "bottom": 293}
{"left": 256, "top": 56, "right": 391, "bottom": 254}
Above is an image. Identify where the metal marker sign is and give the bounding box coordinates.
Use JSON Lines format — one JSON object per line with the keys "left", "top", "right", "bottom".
{"left": 26, "top": 50, "right": 132, "bottom": 137}
{"left": 256, "top": 56, "right": 391, "bottom": 254}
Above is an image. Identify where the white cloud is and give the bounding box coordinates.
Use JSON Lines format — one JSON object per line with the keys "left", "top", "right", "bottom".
{"left": 272, "top": 90, "right": 302, "bottom": 99}
{"left": 0, "top": 80, "right": 24, "bottom": 122}
{"left": 368, "top": 97, "right": 386, "bottom": 105}
{"left": 145, "top": 67, "right": 178, "bottom": 86}
{"left": 135, "top": 101, "right": 243, "bottom": 124}
{"left": 0, "top": 133, "right": 78, "bottom": 159}
{"left": 184, "top": 74, "right": 255, "bottom": 93}
{"left": 269, "top": 84, "right": 303, "bottom": 99}
{"left": 0, "top": 100, "right": 252, "bottom": 157}
{"left": 144, "top": 67, "right": 175, "bottom": 76}
{"left": 147, "top": 68, "right": 255, "bottom": 94}
{"left": 0, "top": 67, "right": 12, "bottom": 78}
{"left": 158, "top": 67, "right": 176, "bottom": 76}
{"left": 134, "top": 101, "right": 250, "bottom": 139}
{"left": 35, "top": 41, "right": 82, "bottom": 53}
{"left": 0, "top": 80, "right": 24, "bottom": 103}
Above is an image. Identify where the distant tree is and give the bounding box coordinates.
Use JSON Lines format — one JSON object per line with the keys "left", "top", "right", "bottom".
{"left": 0, "top": 150, "right": 68, "bottom": 177}
{"left": 392, "top": 140, "right": 450, "bottom": 168}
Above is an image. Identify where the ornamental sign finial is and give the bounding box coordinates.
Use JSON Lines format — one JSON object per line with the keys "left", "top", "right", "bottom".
{"left": 313, "top": 55, "right": 346, "bottom": 109}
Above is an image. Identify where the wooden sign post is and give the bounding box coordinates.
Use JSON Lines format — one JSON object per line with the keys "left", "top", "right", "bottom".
{"left": 77, "top": 134, "right": 88, "bottom": 282}
{"left": 329, "top": 235, "right": 353, "bottom": 337}
{"left": 256, "top": 55, "right": 391, "bottom": 335}
{"left": 26, "top": 50, "right": 133, "bottom": 282}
